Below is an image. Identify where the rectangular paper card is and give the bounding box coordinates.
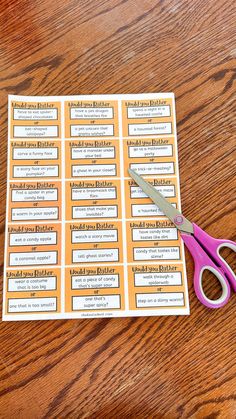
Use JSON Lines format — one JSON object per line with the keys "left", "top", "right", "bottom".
{"left": 3, "top": 94, "right": 189, "bottom": 320}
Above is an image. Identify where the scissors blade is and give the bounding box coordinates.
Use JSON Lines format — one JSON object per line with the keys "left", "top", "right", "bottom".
{"left": 128, "top": 168, "right": 193, "bottom": 234}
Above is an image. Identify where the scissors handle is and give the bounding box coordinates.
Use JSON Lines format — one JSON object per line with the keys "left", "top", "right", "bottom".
{"left": 192, "top": 224, "right": 236, "bottom": 291}
{"left": 181, "top": 223, "right": 235, "bottom": 309}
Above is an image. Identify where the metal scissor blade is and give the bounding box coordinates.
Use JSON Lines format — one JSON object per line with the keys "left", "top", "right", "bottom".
{"left": 128, "top": 168, "right": 193, "bottom": 234}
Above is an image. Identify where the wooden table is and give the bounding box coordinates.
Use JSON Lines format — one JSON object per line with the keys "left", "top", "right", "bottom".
{"left": 0, "top": 1, "right": 235, "bottom": 417}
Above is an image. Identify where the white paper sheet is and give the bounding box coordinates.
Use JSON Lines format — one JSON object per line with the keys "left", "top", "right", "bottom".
{"left": 3, "top": 93, "right": 189, "bottom": 320}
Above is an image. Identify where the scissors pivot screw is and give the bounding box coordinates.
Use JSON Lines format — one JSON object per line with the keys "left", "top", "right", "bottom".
{"left": 174, "top": 215, "right": 185, "bottom": 225}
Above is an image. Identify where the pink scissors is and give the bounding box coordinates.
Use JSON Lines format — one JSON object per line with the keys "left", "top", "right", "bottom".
{"left": 129, "top": 168, "right": 236, "bottom": 309}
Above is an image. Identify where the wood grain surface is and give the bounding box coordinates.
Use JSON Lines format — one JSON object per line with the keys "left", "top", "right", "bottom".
{"left": 0, "top": 0, "right": 235, "bottom": 417}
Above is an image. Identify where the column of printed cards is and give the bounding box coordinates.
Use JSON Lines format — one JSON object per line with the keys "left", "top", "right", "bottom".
{"left": 122, "top": 98, "right": 188, "bottom": 311}
{"left": 5, "top": 100, "right": 62, "bottom": 316}
{"left": 64, "top": 100, "right": 125, "bottom": 313}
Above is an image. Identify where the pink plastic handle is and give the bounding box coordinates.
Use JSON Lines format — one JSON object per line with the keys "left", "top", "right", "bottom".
{"left": 192, "top": 224, "right": 236, "bottom": 292}
{"left": 181, "top": 226, "right": 232, "bottom": 308}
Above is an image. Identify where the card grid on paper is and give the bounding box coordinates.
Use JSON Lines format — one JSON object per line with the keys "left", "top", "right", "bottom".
{"left": 3, "top": 94, "right": 189, "bottom": 320}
